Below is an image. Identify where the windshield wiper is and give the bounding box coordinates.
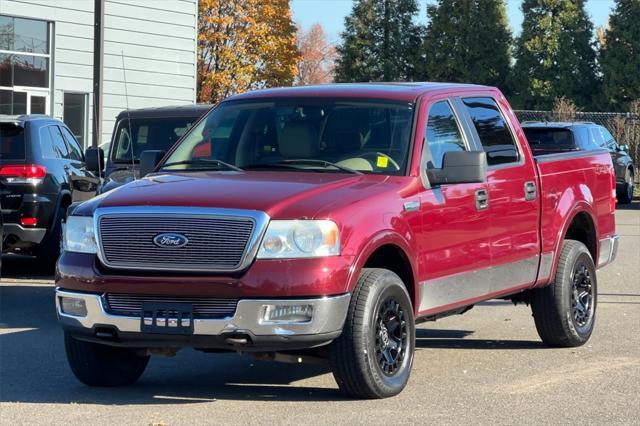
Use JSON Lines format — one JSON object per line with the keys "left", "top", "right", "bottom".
{"left": 244, "top": 159, "right": 362, "bottom": 175}
{"left": 160, "top": 158, "right": 243, "bottom": 172}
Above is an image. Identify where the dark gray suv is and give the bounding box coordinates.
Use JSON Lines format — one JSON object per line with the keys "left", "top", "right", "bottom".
{"left": 522, "top": 122, "right": 635, "bottom": 204}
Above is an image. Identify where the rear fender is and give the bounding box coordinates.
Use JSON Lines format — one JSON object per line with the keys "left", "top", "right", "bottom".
{"left": 542, "top": 201, "right": 598, "bottom": 286}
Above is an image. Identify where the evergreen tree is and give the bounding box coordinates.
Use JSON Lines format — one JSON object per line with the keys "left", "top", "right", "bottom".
{"left": 419, "top": 0, "right": 511, "bottom": 90}
{"left": 511, "top": 0, "right": 599, "bottom": 110}
{"left": 334, "top": 0, "right": 422, "bottom": 82}
{"left": 600, "top": 0, "right": 640, "bottom": 112}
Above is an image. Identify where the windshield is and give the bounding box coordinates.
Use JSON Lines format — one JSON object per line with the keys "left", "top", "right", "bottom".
{"left": 0, "top": 123, "right": 25, "bottom": 160}
{"left": 111, "top": 116, "right": 200, "bottom": 163}
{"left": 161, "top": 99, "right": 415, "bottom": 175}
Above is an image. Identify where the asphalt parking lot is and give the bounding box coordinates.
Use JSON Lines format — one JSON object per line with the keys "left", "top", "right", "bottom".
{"left": 0, "top": 205, "right": 638, "bottom": 425}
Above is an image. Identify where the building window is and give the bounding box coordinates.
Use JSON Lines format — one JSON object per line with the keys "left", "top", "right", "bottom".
{"left": 0, "top": 15, "right": 51, "bottom": 115}
{"left": 63, "top": 93, "right": 88, "bottom": 148}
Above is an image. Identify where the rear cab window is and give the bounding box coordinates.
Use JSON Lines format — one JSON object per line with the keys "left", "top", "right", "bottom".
{"left": 0, "top": 123, "right": 26, "bottom": 160}
{"left": 462, "top": 97, "right": 520, "bottom": 166}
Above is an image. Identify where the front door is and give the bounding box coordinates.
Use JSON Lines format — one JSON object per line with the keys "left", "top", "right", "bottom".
{"left": 416, "top": 97, "right": 492, "bottom": 316}
{"left": 58, "top": 125, "right": 99, "bottom": 202}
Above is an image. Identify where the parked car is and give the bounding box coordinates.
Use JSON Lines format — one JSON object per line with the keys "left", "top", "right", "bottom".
{"left": 89, "top": 105, "right": 210, "bottom": 192}
{"left": 56, "top": 83, "right": 617, "bottom": 399}
{"left": 522, "top": 121, "right": 635, "bottom": 204}
{"left": 0, "top": 115, "right": 99, "bottom": 270}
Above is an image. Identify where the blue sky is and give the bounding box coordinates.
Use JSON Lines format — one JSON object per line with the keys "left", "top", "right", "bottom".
{"left": 291, "top": 0, "right": 616, "bottom": 43}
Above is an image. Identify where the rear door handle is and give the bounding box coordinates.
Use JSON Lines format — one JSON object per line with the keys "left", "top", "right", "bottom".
{"left": 524, "top": 181, "right": 537, "bottom": 201}
{"left": 475, "top": 189, "right": 489, "bottom": 210}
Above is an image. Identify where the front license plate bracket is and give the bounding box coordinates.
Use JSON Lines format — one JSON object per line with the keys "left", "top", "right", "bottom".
{"left": 140, "top": 302, "right": 194, "bottom": 335}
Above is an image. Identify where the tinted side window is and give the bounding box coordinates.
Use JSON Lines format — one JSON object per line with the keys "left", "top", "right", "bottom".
{"left": 599, "top": 126, "right": 617, "bottom": 149}
{"left": 39, "top": 126, "right": 58, "bottom": 159}
{"left": 60, "top": 125, "right": 83, "bottom": 161}
{"left": 462, "top": 97, "right": 519, "bottom": 166}
{"left": 425, "top": 101, "right": 466, "bottom": 168}
{"left": 574, "top": 127, "right": 600, "bottom": 150}
{"left": 48, "top": 125, "right": 70, "bottom": 159}
{"left": 589, "top": 127, "right": 605, "bottom": 147}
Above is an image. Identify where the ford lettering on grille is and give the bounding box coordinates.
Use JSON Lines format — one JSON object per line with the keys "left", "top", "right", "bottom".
{"left": 153, "top": 233, "right": 188, "bottom": 248}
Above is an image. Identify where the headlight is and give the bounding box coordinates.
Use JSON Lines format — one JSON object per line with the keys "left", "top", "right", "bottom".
{"left": 63, "top": 216, "right": 97, "bottom": 254}
{"left": 257, "top": 220, "right": 339, "bottom": 259}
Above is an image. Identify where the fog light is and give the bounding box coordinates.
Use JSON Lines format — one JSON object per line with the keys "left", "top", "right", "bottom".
{"left": 59, "top": 296, "right": 87, "bottom": 317}
{"left": 261, "top": 304, "right": 314, "bottom": 323}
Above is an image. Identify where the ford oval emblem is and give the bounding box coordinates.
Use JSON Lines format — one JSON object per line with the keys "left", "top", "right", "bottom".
{"left": 153, "top": 233, "right": 189, "bottom": 248}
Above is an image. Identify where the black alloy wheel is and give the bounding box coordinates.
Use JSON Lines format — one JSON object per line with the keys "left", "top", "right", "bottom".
{"left": 375, "top": 297, "right": 408, "bottom": 376}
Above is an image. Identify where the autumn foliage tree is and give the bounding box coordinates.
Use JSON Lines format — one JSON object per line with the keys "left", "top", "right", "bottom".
{"left": 197, "top": 0, "right": 299, "bottom": 103}
{"left": 295, "top": 23, "right": 337, "bottom": 85}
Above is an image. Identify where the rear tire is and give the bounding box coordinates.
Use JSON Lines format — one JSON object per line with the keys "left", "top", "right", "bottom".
{"left": 64, "top": 332, "right": 149, "bottom": 387}
{"left": 531, "top": 240, "right": 597, "bottom": 347}
{"left": 617, "top": 169, "right": 634, "bottom": 204}
{"left": 329, "top": 268, "right": 415, "bottom": 399}
{"left": 34, "top": 204, "right": 66, "bottom": 273}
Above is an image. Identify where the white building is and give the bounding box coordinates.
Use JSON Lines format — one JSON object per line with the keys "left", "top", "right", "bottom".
{"left": 0, "top": 0, "right": 198, "bottom": 147}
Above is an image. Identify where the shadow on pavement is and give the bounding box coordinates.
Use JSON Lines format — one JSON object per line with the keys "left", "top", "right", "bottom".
{"left": 1, "top": 254, "right": 54, "bottom": 281}
{"left": 415, "top": 328, "right": 545, "bottom": 350}
{"left": 616, "top": 201, "right": 639, "bottom": 211}
{"left": 0, "top": 284, "right": 546, "bottom": 405}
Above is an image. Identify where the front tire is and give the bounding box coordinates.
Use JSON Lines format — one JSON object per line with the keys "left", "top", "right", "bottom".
{"left": 531, "top": 240, "right": 597, "bottom": 347}
{"left": 64, "top": 332, "right": 149, "bottom": 386}
{"left": 329, "top": 268, "right": 415, "bottom": 399}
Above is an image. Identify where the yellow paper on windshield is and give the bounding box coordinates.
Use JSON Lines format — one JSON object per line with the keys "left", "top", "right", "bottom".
{"left": 376, "top": 156, "right": 389, "bottom": 168}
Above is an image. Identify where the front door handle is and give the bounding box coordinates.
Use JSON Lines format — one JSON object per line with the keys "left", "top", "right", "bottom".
{"left": 524, "top": 181, "right": 537, "bottom": 201}
{"left": 475, "top": 189, "right": 489, "bottom": 210}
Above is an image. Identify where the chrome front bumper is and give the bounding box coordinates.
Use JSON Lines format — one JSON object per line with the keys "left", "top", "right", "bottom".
{"left": 598, "top": 234, "right": 619, "bottom": 268}
{"left": 55, "top": 289, "right": 350, "bottom": 339}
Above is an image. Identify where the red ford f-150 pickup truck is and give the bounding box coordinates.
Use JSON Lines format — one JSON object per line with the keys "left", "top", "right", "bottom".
{"left": 56, "top": 83, "right": 618, "bottom": 399}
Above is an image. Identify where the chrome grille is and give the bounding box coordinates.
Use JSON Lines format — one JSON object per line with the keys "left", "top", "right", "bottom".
{"left": 104, "top": 293, "right": 238, "bottom": 319}
{"left": 97, "top": 209, "right": 263, "bottom": 272}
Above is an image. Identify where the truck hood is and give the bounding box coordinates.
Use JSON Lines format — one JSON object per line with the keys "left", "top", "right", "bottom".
{"left": 84, "top": 170, "right": 386, "bottom": 219}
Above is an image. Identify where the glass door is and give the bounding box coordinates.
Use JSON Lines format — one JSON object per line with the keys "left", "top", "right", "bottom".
{"left": 29, "top": 93, "right": 48, "bottom": 114}
{"left": 11, "top": 89, "right": 49, "bottom": 114}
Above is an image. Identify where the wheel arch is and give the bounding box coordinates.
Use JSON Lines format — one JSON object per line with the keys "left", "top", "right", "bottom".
{"left": 549, "top": 208, "right": 599, "bottom": 281}
{"left": 348, "top": 231, "right": 419, "bottom": 311}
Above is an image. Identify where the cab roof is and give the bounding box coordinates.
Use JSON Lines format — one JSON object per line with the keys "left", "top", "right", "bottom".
{"left": 115, "top": 104, "right": 211, "bottom": 120}
{"left": 227, "top": 82, "right": 491, "bottom": 103}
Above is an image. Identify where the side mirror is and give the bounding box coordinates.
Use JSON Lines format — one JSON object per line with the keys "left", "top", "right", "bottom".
{"left": 619, "top": 144, "right": 628, "bottom": 152}
{"left": 426, "top": 151, "right": 487, "bottom": 185}
{"left": 85, "top": 147, "right": 104, "bottom": 174}
{"left": 139, "top": 150, "right": 166, "bottom": 177}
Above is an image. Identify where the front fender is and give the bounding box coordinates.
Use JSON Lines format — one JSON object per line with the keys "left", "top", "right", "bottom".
{"left": 345, "top": 229, "right": 419, "bottom": 302}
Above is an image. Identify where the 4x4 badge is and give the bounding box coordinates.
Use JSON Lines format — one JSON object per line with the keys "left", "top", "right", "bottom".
{"left": 153, "top": 233, "right": 189, "bottom": 248}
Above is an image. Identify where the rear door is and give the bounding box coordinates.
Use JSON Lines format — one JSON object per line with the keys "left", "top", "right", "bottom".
{"left": 416, "top": 96, "right": 492, "bottom": 315}
{"left": 58, "top": 125, "right": 99, "bottom": 201}
{"left": 459, "top": 96, "right": 540, "bottom": 293}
